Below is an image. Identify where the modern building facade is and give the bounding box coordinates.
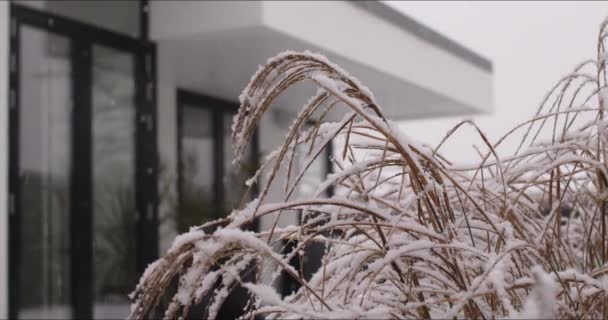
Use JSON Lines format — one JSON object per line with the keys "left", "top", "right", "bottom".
{"left": 0, "top": 1, "right": 493, "bottom": 318}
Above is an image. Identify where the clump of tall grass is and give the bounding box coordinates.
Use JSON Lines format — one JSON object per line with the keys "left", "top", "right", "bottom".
{"left": 130, "top": 20, "right": 608, "bottom": 319}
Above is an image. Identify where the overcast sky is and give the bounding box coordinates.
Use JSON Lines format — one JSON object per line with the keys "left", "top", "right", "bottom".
{"left": 385, "top": 1, "right": 608, "bottom": 164}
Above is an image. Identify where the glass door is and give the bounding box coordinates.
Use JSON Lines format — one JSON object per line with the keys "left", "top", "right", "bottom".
{"left": 91, "top": 45, "right": 137, "bottom": 319}
{"left": 17, "top": 25, "right": 73, "bottom": 320}
{"left": 8, "top": 4, "right": 157, "bottom": 319}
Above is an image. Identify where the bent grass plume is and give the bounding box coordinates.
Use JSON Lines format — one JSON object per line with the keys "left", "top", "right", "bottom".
{"left": 131, "top": 20, "right": 608, "bottom": 319}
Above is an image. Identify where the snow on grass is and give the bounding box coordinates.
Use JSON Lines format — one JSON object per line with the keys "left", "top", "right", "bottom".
{"left": 132, "top": 30, "right": 608, "bottom": 319}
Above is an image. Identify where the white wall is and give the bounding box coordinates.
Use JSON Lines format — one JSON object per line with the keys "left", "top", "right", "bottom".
{"left": 20, "top": 0, "right": 139, "bottom": 37}
{"left": 263, "top": 1, "right": 493, "bottom": 116}
{"left": 0, "top": 1, "right": 8, "bottom": 317}
{"left": 150, "top": 1, "right": 262, "bottom": 40}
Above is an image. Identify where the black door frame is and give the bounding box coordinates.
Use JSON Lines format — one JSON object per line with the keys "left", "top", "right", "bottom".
{"left": 7, "top": 3, "right": 158, "bottom": 319}
{"left": 176, "top": 89, "right": 259, "bottom": 231}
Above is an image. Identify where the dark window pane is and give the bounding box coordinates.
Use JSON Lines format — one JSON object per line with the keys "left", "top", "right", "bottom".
{"left": 92, "top": 45, "right": 136, "bottom": 319}
{"left": 19, "top": 0, "right": 140, "bottom": 37}
{"left": 18, "top": 26, "right": 72, "bottom": 319}
{"left": 179, "top": 106, "right": 216, "bottom": 232}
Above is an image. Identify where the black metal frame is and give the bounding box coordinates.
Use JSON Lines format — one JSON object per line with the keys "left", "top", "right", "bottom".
{"left": 7, "top": 6, "right": 20, "bottom": 320}
{"left": 70, "top": 39, "right": 93, "bottom": 318}
{"left": 176, "top": 89, "right": 259, "bottom": 231}
{"left": 7, "top": 3, "right": 157, "bottom": 319}
{"left": 326, "top": 139, "right": 335, "bottom": 196}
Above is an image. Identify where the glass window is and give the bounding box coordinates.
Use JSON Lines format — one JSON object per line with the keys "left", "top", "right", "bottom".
{"left": 178, "top": 96, "right": 258, "bottom": 233}
{"left": 91, "top": 45, "right": 137, "bottom": 319}
{"left": 19, "top": 0, "right": 140, "bottom": 37}
{"left": 18, "top": 26, "right": 72, "bottom": 320}
{"left": 179, "top": 106, "right": 216, "bottom": 232}
{"left": 13, "top": 9, "right": 151, "bottom": 319}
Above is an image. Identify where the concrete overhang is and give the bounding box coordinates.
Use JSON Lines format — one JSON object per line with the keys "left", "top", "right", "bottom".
{"left": 151, "top": 1, "right": 493, "bottom": 121}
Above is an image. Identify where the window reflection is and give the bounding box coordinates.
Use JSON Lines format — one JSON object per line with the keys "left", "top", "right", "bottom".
{"left": 92, "top": 45, "right": 136, "bottom": 319}
{"left": 179, "top": 106, "right": 217, "bottom": 232}
{"left": 178, "top": 98, "right": 257, "bottom": 233}
{"left": 18, "top": 26, "right": 72, "bottom": 320}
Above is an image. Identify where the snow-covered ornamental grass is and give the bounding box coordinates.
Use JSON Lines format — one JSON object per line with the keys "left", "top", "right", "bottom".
{"left": 132, "top": 22, "right": 608, "bottom": 319}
